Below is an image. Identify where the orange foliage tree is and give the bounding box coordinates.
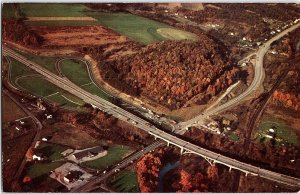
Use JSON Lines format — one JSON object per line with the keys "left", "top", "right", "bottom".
{"left": 136, "top": 153, "right": 162, "bottom": 192}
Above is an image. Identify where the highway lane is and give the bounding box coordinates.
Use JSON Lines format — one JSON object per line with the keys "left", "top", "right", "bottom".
{"left": 71, "top": 140, "right": 165, "bottom": 192}
{"left": 4, "top": 35, "right": 300, "bottom": 188}
{"left": 179, "top": 22, "right": 300, "bottom": 129}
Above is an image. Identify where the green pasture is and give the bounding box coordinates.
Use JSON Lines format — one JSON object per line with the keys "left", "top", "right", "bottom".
{"left": 109, "top": 169, "right": 139, "bottom": 192}
{"left": 83, "top": 145, "right": 134, "bottom": 170}
{"left": 255, "top": 116, "right": 298, "bottom": 146}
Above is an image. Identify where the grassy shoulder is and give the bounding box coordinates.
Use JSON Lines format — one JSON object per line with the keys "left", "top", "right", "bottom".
{"left": 17, "top": 51, "right": 58, "bottom": 74}
{"left": 8, "top": 57, "right": 37, "bottom": 86}
{"left": 8, "top": 58, "right": 83, "bottom": 108}
{"left": 59, "top": 59, "right": 90, "bottom": 86}
{"left": 108, "top": 169, "right": 139, "bottom": 192}
{"left": 59, "top": 59, "right": 112, "bottom": 101}
{"left": 83, "top": 144, "right": 134, "bottom": 170}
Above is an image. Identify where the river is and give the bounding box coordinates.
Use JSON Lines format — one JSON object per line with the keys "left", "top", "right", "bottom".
{"left": 157, "top": 161, "right": 180, "bottom": 192}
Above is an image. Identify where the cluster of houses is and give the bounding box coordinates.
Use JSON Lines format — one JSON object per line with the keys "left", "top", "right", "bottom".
{"left": 50, "top": 163, "right": 93, "bottom": 190}
{"left": 29, "top": 142, "right": 107, "bottom": 190}
{"left": 68, "top": 146, "right": 108, "bottom": 163}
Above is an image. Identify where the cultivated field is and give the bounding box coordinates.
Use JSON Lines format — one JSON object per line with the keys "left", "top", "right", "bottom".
{"left": 91, "top": 13, "right": 197, "bottom": 44}
{"left": 31, "top": 26, "right": 128, "bottom": 47}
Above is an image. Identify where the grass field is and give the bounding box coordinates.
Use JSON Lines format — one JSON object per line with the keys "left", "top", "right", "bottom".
{"left": 7, "top": 56, "right": 84, "bottom": 108}
{"left": 60, "top": 59, "right": 90, "bottom": 86}
{"left": 3, "top": 3, "right": 89, "bottom": 19}
{"left": 16, "top": 76, "right": 84, "bottom": 107}
{"left": 2, "top": 4, "right": 16, "bottom": 18}
{"left": 17, "top": 76, "right": 60, "bottom": 97}
{"left": 37, "top": 142, "right": 68, "bottom": 161}
{"left": 90, "top": 13, "right": 175, "bottom": 44}
{"left": 2, "top": 94, "right": 26, "bottom": 123}
{"left": 83, "top": 145, "right": 134, "bottom": 170}
{"left": 59, "top": 59, "right": 112, "bottom": 101}
{"left": 18, "top": 52, "right": 58, "bottom": 74}
{"left": 4, "top": 4, "right": 197, "bottom": 44}
{"left": 109, "top": 169, "right": 139, "bottom": 192}
{"left": 157, "top": 28, "right": 198, "bottom": 41}
{"left": 255, "top": 116, "right": 298, "bottom": 146}
{"left": 8, "top": 57, "right": 37, "bottom": 87}
{"left": 228, "top": 132, "right": 240, "bottom": 142}
{"left": 26, "top": 161, "right": 63, "bottom": 178}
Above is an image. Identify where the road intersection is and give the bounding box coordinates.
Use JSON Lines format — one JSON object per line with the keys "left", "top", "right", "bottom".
{"left": 3, "top": 22, "right": 300, "bottom": 190}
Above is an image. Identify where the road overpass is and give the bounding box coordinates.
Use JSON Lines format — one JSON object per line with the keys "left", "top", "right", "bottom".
{"left": 4, "top": 46, "right": 300, "bottom": 189}
{"left": 71, "top": 140, "right": 165, "bottom": 192}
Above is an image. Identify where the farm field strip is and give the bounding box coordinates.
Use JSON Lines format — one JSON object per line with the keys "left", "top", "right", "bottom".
{"left": 89, "top": 12, "right": 198, "bottom": 44}
{"left": 19, "top": 3, "right": 89, "bottom": 17}
{"left": 4, "top": 3, "right": 198, "bottom": 44}
{"left": 26, "top": 16, "right": 97, "bottom": 21}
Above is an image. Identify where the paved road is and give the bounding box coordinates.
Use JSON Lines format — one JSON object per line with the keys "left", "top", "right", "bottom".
{"left": 3, "top": 89, "right": 42, "bottom": 191}
{"left": 178, "top": 22, "right": 300, "bottom": 129}
{"left": 4, "top": 46, "right": 300, "bottom": 189}
{"left": 70, "top": 140, "right": 165, "bottom": 192}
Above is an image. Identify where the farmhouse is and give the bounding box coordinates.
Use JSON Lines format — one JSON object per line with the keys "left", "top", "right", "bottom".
{"left": 32, "top": 153, "right": 43, "bottom": 161}
{"left": 50, "top": 162, "right": 93, "bottom": 190}
{"left": 63, "top": 170, "right": 83, "bottom": 183}
{"left": 70, "top": 146, "right": 107, "bottom": 163}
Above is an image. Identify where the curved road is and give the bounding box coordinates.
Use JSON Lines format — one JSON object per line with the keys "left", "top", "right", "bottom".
{"left": 4, "top": 43, "right": 300, "bottom": 188}
{"left": 4, "top": 90, "right": 42, "bottom": 191}
{"left": 178, "top": 22, "right": 300, "bottom": 129}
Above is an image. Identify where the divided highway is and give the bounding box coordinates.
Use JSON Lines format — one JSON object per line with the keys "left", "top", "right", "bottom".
{"left": 4, "top": 45, "right": 300, "bottom": 189}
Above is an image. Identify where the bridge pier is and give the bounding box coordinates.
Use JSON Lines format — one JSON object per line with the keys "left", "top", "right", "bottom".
{"left": 180, "top": 147, "right": 184, "bottom": 155}
{"left": 229, "top": 167, "right": 232, "bottom": 172}
{"left": 167, "top": 141, "right": 170, "bottom": 146}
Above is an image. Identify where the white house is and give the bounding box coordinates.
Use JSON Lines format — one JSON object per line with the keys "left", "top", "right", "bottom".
{"left": 32, "top": 153, "right": 43, "bottom": 161}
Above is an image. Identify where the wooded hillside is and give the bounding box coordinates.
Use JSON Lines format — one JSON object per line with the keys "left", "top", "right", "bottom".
{"left": 101, "top": 40, "right": 241, "bottom": 109}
